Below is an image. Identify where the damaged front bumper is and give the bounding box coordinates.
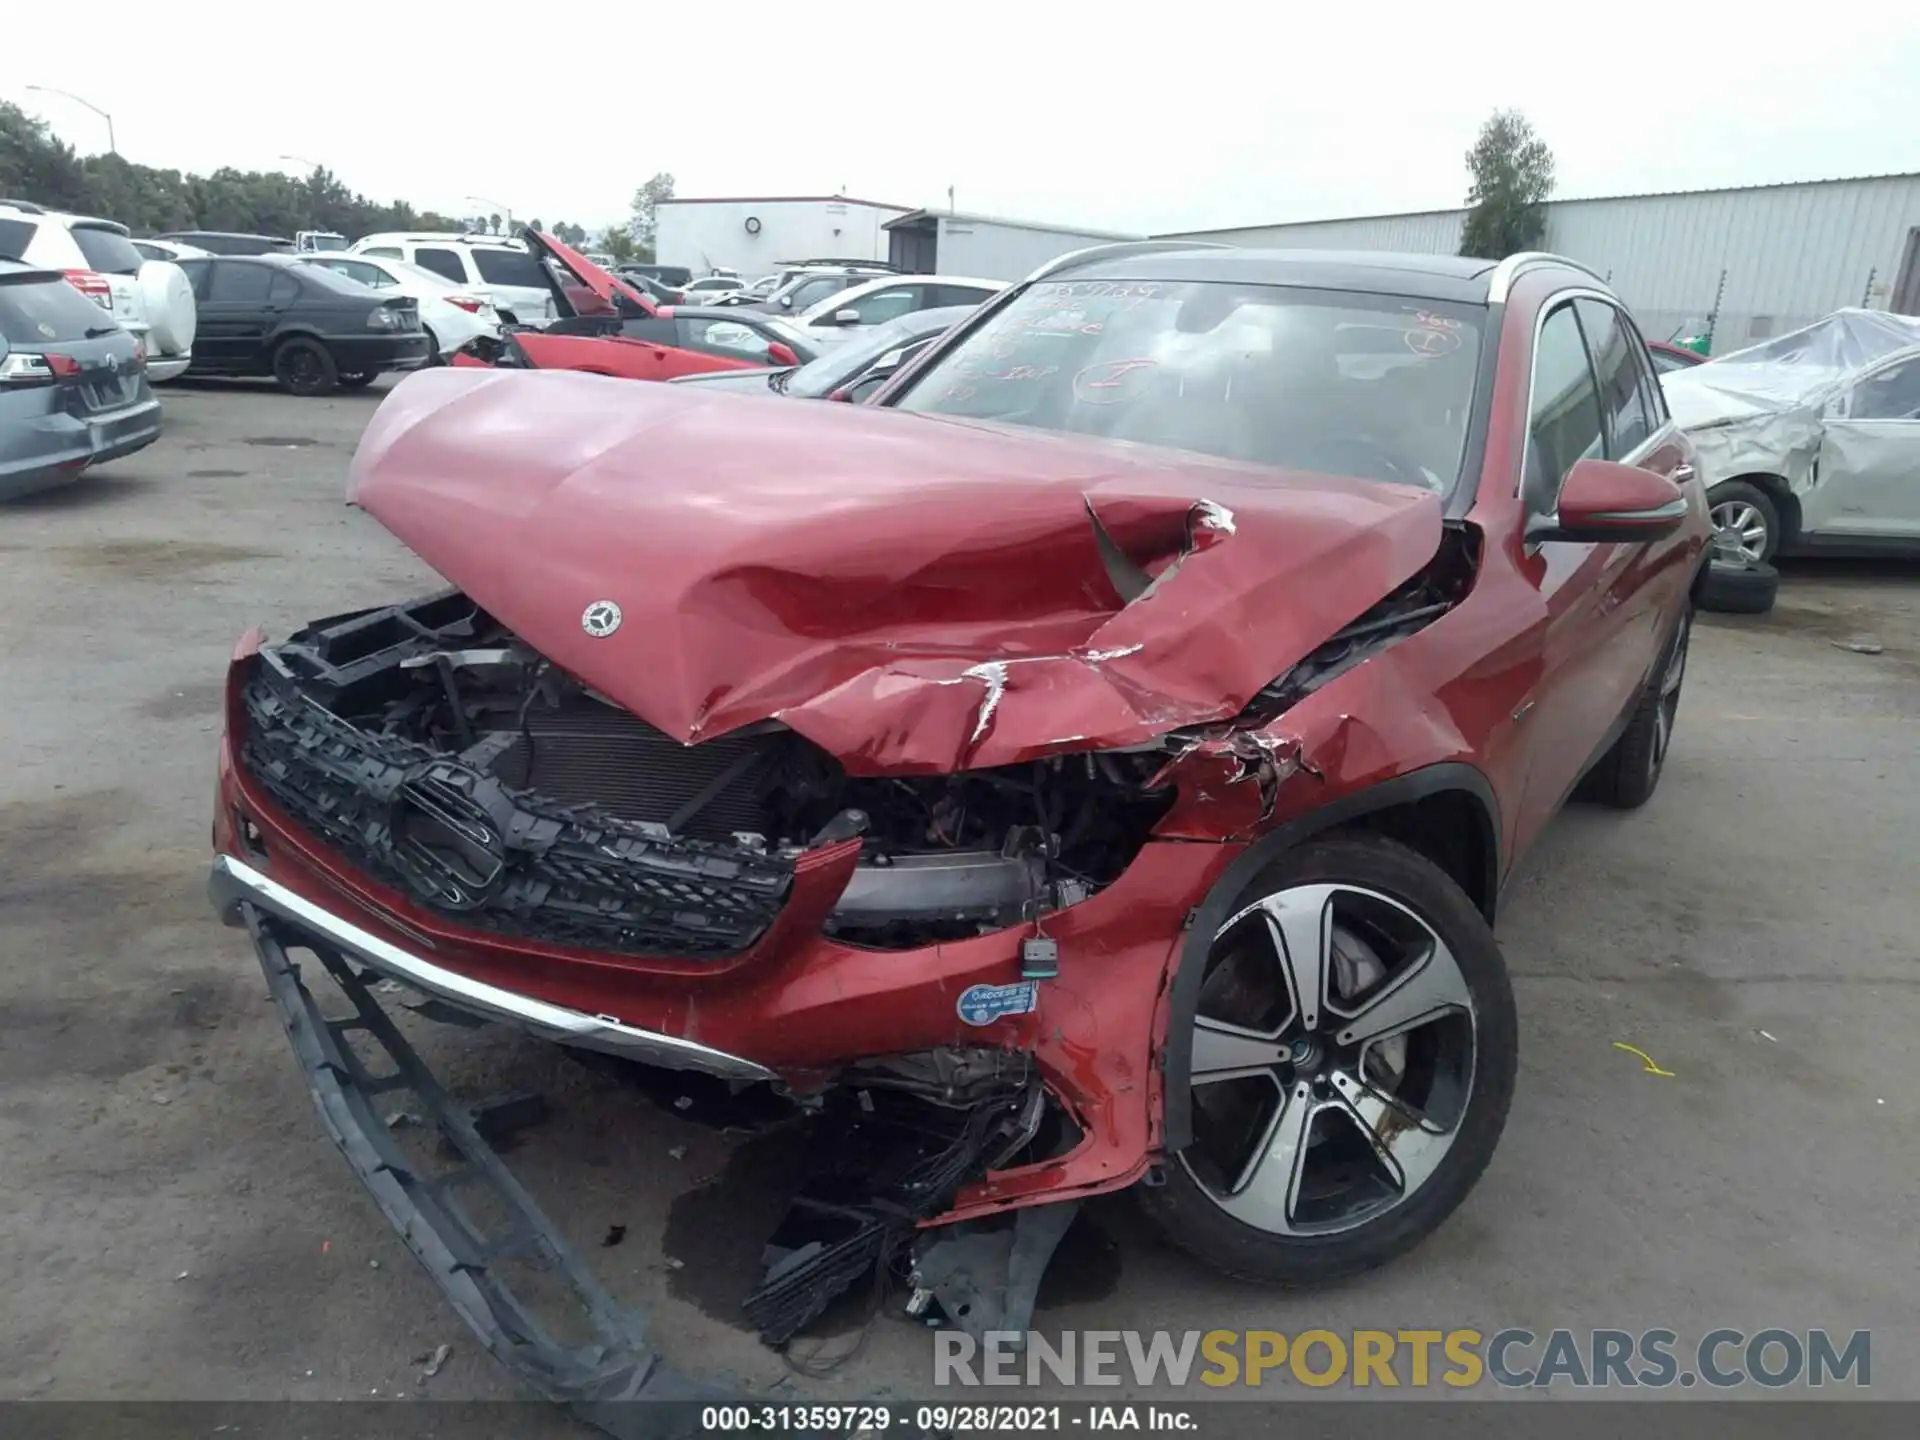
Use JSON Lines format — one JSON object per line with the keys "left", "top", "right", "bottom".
{"left": 212, "top": 853, "right": 773, "bottom": 1080}
{"left": 226, "top": 890, "right": 736, "bottom": 1437}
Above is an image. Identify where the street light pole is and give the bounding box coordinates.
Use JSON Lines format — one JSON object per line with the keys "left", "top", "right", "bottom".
{"left": 280, "top": 154, "right": 324, "bottom": 174}
{"left": 25, "top": 85, "right": 115, "bottom": 154}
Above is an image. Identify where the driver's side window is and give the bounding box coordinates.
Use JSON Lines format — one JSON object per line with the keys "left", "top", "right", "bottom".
{"left": 1523, "top": 303, "right": 1606, "bottom": 515}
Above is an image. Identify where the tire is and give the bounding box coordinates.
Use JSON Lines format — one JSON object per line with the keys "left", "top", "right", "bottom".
{"left": 1697, "top": 560, "right": 1778, "bottom": 616}
{"left": 1139, "top": 836, "right": 1517, "bottom": 1286}
{"left": 137, "top": 261, "right": 197, "bottom": 355}
{"left": 337, "top": 372, "right": 379, "bottom": 389}
{"left": 1583, "top": 606, "right": 1691, "bottom": 809}
{"left": 423, "top": 326, "right": 443, "bottom": 366}
{"left": 1707, "top": 479, "right": 1781, "bottom": 565}
{"left": 272, "top": 337, "right": 337, "bottom": 397}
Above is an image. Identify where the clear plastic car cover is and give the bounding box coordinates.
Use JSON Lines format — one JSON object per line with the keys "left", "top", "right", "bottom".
{"left": 1659, "top": 308, "right": 1920, "bottom": 507}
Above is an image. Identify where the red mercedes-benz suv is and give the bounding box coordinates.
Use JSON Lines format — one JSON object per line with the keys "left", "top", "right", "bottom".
{"left": 209, "top": 243, "right": 1710, "bottom": 1410}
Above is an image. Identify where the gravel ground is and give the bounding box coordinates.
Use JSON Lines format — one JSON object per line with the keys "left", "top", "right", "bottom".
{"left": 2, "top": 378, "right": 1915, "bottom": 1410}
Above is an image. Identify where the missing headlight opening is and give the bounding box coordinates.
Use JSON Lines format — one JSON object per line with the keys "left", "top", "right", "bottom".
{"left": 239, "top": 589, "right": 1181, "bottom": 956}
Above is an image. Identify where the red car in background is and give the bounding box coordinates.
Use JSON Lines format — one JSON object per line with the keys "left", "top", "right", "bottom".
{"left": 1646, "top": 338, "right": 1707, "bottom": 373}
{"left": 209, "top": 243, "right": 1712, "bottom": 1419}
{"left": 450, "top": 227, "right": 815, "bottom": 381}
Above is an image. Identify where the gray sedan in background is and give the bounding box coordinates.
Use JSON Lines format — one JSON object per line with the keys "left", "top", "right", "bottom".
{"left": 668, "top": 304, "right": 976, "bottom": 404}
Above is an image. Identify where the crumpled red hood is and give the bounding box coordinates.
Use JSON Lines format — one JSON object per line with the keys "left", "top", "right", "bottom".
{"left": 347, "top": 368, "right": 1443, "bottom": 773}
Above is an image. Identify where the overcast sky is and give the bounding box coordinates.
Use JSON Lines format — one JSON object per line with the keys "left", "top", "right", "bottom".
{"left": 8, "top": 3, "right": 1920, "bottom": 236}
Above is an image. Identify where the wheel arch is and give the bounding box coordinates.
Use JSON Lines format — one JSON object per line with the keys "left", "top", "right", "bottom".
{"left": 1160, "top": 762, "right": 1501, "bottom": 1152}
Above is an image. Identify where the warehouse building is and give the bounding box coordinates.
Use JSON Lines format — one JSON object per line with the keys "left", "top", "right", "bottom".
{"left": 655, "top": 195, "right": 912, "bottom": 277}
{"left": 1159, "top": 173, "right": 1920, "bottom": 355}
{"left": 883, "top": 209, "right": 1140, "bottom": 281}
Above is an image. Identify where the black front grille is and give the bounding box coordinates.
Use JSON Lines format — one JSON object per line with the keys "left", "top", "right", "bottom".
{"left": 239, "top": 663, "right": 794, "bottom": 959}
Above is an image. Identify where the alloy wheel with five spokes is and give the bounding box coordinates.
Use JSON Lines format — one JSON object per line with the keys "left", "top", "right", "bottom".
{"left": 1142, "top": 837, "right": 1517, "bottom": 1284}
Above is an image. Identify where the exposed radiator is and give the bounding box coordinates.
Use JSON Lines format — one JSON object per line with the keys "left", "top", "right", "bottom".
{"left": 485, "top": 699, "right": 774, "bottom": 839}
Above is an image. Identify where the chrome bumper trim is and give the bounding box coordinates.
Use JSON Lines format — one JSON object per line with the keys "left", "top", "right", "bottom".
{"left": 209, "top": 853, "right": 776, "bottom": 1082}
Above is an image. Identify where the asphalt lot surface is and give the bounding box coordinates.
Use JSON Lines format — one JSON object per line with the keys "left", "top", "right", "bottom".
{"left": 2, "top": 377, "right": 1916, "bottom": 1410}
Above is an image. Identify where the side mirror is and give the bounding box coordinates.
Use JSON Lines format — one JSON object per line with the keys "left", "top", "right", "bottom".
{"left": 1528, "top": 458, "right": 1687, "bottom": 545}
{"left": 766, "top": 341, "right": 800, "bottom": 368}
{"left": 829, "top": 308, "right": 860, "bottom": 326}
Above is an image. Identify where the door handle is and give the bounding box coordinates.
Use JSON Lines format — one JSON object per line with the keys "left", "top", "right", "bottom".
{"left": 1672, "top": 463, "right": 1697, "bottom": 483}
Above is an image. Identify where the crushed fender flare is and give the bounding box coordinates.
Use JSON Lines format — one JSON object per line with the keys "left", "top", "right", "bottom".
{"left": 1157, "top": 761, "right": 1501, "bottom": 1152}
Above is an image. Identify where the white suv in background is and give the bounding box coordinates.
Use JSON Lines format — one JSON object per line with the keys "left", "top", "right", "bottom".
{"left": 349, "top": 233, "right": 556, "bottom": 326}
{"left": 0, "top": 202, "right": 198, "bottom": 381}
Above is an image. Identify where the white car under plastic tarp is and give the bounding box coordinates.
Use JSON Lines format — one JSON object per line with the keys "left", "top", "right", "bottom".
{"left": 1660, "top": 309, "right": 1920, "bottom": 549}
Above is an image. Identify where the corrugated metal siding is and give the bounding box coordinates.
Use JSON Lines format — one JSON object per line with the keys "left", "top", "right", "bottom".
{"left": 1166, "top": 210, "right": 1464, "bottom": 254}
{"left": 1161, "top": 176, "right": 1920, "bottom": 355}
{"left": 935, "top": 219, "right": 1141, "bottom": 281}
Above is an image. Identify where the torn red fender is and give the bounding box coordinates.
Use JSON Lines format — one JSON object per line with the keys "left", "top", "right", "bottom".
{"left": 349, "top": 368, "right": 1444, "bottom": 774}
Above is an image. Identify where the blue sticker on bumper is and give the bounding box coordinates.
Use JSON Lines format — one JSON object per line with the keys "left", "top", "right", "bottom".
{"left": 956, "top": 981, "right": 1040, "bottom": 1027}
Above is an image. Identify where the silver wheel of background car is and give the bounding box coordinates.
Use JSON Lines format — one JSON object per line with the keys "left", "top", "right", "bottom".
{"left": 1179, "top": 882, "right": 1478, "bottom": 1238}
{"left": 1651, "top": 609, "right": 1690, "bottom": 775}
{"left": 1710, "top": 499, "right": 1770, "bottom": 565}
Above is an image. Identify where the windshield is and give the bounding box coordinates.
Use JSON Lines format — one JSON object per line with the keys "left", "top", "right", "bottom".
{"left": 786, "top": 307, "right": 971, "bottom": 398}
{"left": 893, "top": 280, "right": 1485, "bottom": 494}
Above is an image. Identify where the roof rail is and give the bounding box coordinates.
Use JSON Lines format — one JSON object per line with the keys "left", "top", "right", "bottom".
{"left": 1486, "top": 250, "right": 1606, "bottom": 304}
{"left": 1024, "top": 238, "right": 1234, "bottom": 284}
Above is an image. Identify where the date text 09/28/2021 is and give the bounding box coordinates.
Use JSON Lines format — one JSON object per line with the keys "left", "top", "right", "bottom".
{"left": 699, "top": 1407, "right": 1192, "bottom": 1432}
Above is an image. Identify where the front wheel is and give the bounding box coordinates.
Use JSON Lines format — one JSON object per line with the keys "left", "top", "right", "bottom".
{"left": 1140, "top": 836, "right": 1517, "bottom": 1285}
{"left": 1707, "top": 480, "right": 1780, "bottom": 564}
{"left": 336, "top": 372, "right": 378, "bottom": 390}
{"left": 272, "top": 337, "right": 337, "bottom": 396}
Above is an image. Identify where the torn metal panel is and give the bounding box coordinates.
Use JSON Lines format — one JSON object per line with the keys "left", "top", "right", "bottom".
{"left": 349, "top": 368, "right": 1443, "bottom": 775}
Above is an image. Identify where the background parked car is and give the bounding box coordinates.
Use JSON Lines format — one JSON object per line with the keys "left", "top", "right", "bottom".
{"left": 1646, "top": 339, "right": 1706, "bottom": 374}
{"left": 680, "top": 275, "right": 750, "bottom": 303}
{"left": 131, "top": 238, "right": 210, "bottom": 263}
{"left": 740, "top": 263, "right": 902, "bottom": 315}
{"left": 0, "top": 203, "right": 197, "bottom": 382}
{"left": 786, "top": 274, "right": 1005, "bottom": 345}
{"left": 1, "top": 258, "right": 162, "bottom": 500}
{"left": 291, "top": 252, "right": 500, "bottom": 365}
{"left": 615, "top": 269, "right": 683, "bottom": 305}
{"left": 668, "top": 304, "right": 975, "bottom": 401}
{"left": 1661, "top": 308, "right": 1920, "bottom": 561}
{"left": 619, "top": 262, "right": 694, "bottom": 289}
{"left": 155, "top": 231, "right": 294, "bottom": 256}
{"left": 173, "top": 255, "right": 429, "bottom": 396}
{"left": 350, "top": 233, "right": 556, "bottom": 327}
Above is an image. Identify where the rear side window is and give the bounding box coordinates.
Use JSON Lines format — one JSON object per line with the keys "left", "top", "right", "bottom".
{"left": 0, "top": 275, "right": 114, "bottom": 342}
{"left": 1576, "top": 299, "right": 1655, "bottom": 457}
{"left": 676, "top": 317, "right": 778, "bottom": 361}
{"left": 1525, "top": 303, "right": 1606, "bottom": 512}
{"left": 268, "top": 271, "right": 303, "bottom": 303}
{"left": 70, "top": 226, "right": 145, "bottom": 275}
{"left": 621, "top": 316, "right": 678, "bottom": 344}
{"left": 933, "top": 284, "right": 996, "bottom": 308}
{"left": 207, "top": 262, "right": 274, "bottom": 303}
{"left": 0, "top": 218, "right": 39, "bottom": 261}
{"left": 471, "top": 248, "right": 545, "bottom": 286}
{"left": 412, "top": 247, "right": 467, "bottom": 283}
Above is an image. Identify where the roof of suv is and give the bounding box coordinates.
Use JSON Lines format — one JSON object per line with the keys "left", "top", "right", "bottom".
{"left": 1047, "top": 246, "right": 1607, "bottom": 305}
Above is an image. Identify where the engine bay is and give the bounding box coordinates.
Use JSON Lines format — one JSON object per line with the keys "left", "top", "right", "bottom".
{"left": 243, "top": 590, "right": 1179, "bottom": 953}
